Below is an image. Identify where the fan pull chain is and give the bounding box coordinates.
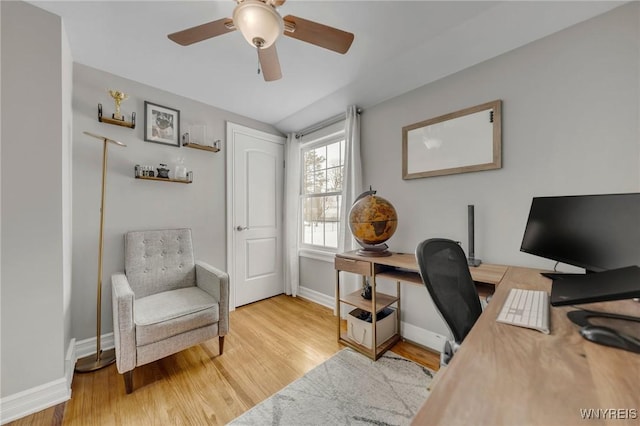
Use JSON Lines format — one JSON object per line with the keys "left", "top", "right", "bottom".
{"left": 257, "top": 47, "right": 261, "bottom": 76}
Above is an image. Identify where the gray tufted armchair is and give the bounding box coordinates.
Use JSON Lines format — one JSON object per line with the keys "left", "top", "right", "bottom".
{"left": 111, "top": 228, "right": 229, "bottom": 393}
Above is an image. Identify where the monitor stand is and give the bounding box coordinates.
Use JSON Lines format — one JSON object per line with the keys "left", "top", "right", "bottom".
{"left": 540, "top": 272, "right": 585, "bottom": 280}
{"left": 549, "top": 266, "right": 640, "bottom": 306}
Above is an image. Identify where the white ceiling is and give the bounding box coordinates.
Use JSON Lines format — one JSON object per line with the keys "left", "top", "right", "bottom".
{"left": 30, "top": 1, "right": 623, "bottom": 133}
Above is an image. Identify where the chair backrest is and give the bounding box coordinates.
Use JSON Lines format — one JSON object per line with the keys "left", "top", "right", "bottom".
{"left": 124, "top": 228, "right": 196, "bottom": 298}
{"left": 415, "top": 238, "right": 482, "bottom": 344}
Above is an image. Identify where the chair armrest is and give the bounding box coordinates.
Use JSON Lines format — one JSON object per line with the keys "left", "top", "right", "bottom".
{"left": 111, "top": 273, "right": 136, "bottom": 374}
{"left": 195, "top": 261, "right": 230, "bottom": 335}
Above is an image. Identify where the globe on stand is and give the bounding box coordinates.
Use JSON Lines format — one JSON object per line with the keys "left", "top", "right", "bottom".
{"left": 348, "top": 188, "right": 398, "bottom": 257}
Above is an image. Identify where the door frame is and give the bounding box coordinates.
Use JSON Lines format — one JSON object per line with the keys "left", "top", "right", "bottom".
{"left": 225, "top": 122, "right": 286, "bottom": 309}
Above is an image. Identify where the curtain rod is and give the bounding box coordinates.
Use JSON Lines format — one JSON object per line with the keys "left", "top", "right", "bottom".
{"left": 295, "top": 108, "right": 362, "bottom": 139}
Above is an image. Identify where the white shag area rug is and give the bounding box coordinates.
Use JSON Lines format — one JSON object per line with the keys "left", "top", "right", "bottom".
{"left": 228, "top": 348, "right": 434, "bottom": 426}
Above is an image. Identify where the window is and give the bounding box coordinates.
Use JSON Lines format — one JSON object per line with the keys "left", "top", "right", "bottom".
{"left": 301, "top": 136, "right": 345, "bottom": 250}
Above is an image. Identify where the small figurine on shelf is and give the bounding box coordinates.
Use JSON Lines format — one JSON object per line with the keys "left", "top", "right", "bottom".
{"left": 361, "top": 278, "right": 372, "bottom": 300}
{"left": 157, "top": 164, "right": 170, "bottom": 179}
{"left": 108, "top": 89, "right": 128, "bottom": 121}
{"left": 98, "top": 89, "right": 135, "bottom": 128}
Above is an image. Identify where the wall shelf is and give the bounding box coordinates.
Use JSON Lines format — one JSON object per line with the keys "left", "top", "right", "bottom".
{"left": 98, "top": 104, "right": 135, "bottom": 128}
{"left": 135, "top": 176, "right": 191, "bottom": 184}
{"left": 183, "top": 143, "right": 219, "bottom": 153}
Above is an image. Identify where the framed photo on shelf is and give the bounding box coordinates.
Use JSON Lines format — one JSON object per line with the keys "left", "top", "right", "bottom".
{"left": 144, "top": 101, "right": 180, "bottom": 147}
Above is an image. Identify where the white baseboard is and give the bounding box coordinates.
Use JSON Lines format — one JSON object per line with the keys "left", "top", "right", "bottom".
{"left": 297, "top": 286, "right": 447, "bottom": 353}
{"left": 0, "top": 378, "right": 70, "bottom": 425}
{"left": 400, "top": 321, "right": 448, "bottom": 353}
{"left": 0, "top": 333, "right": 116, "bottom": 424}
{"left": 65, "top": 338, "right": 76, "bottom": 388}
{"left": 0, "top": 338, "right": 77, "bottom": 425}
{"left": 74, "top": 332, "right": 114, "bottom": 359}
{"left": 297, "top": 286, "right": 335, "bottom": 310}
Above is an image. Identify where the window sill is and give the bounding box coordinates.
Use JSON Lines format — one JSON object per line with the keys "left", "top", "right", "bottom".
{"left": 298, "top": 248, "right": 335, "bottom": 263}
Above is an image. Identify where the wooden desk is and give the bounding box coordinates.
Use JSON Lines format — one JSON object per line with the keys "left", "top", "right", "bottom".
{"left": 336, "top": 251, "right": 507, "bottom": 286}
{"left": 412, "top": 266, "right": 640, "bottom": 425}
{"left": 335, "top": 251, "right": 508, "bottom": 360}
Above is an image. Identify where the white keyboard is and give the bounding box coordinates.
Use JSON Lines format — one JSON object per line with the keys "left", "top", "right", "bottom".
{"left": 497, "top": 288, "right": 550, "bottom": 334}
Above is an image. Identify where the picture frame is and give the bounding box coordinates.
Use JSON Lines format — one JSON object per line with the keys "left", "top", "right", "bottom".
{"left": 144, "top": 101, "right": 180, "bottom": 147}
{"left": 402, "top": 100, "right": 502, "bottom": 179}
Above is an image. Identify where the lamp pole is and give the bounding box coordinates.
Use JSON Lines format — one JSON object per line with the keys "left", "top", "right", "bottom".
{"left": 75, "top": 131, "right": 126, "bottom": 373}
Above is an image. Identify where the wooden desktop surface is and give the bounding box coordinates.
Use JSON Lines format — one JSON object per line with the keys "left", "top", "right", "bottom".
{"left": 336, "top": 251, "right": 508, "bottom": 286}
{"left": 412, "top": 266, "right": 640, "bottom": 425}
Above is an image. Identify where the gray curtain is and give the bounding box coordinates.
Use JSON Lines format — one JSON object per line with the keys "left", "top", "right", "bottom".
{"left": 338, "top": 105, "right": 362, "bottom": 253}
{"left": 283, "top": 132, "right": 300, "bottom": 296}
{"left": 337, "top": 106, "right": 363, "bottom": 305}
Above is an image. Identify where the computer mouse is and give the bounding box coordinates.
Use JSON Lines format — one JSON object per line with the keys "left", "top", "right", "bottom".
{"left": 579, "top": 325, "right": 640, "bottom": 353}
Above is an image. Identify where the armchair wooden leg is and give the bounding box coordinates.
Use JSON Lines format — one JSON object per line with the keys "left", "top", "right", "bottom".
{"left": 124, "top": 371, "right": 134, "bottom": 394}
{"left": 219, "top": 336, "right": 225, "bottom": 355}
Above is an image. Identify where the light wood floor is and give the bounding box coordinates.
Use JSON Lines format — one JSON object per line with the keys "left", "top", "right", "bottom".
{"left": 9, "top": 295, "right": 439, "bottom": 426}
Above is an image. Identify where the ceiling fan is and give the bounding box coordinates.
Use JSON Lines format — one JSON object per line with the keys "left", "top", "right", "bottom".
{"left": 168, "top": 0, "right": 355, "bottom": 82}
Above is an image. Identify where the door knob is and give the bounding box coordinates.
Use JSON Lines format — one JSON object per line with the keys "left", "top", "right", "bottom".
{"left": 236, "top": 225, "right": 248, "bottom": 231}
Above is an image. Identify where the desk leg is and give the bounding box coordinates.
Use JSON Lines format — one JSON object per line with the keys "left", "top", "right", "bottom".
{"left": 397, "top": 280, "right": 401, "bottom": 338}
{"left": 371, "top": 274, "right": 378, "bottom": 359}
{"left": 335, "top": 270, "right": 341, "bottom": 341}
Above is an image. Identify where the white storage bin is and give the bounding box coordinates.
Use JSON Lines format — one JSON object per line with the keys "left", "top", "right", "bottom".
{"left": 347, "top": 307, "right": 396, "bottom": 349}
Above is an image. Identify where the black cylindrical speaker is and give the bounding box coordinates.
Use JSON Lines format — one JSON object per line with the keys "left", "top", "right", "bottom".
{"left": 467, "top": 205, "right": 481, "bottom": 266}
{"left": 468, "top": 205, "right": 475, "bottom": 259}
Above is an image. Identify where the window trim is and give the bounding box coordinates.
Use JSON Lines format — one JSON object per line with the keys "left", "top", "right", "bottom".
{"left": 299, "top": 130, "right": 346, "bottom": 253}
{"left": 298, "top": 248, "right": 336, "bottom": 263}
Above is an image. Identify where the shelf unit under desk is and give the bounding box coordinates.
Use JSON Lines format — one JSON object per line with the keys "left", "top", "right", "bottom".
{"left": 334, "top": 251, "right": 507, "bottom": 360}
{"left": 335, "top": 254, "right": 401, "bottom": 360}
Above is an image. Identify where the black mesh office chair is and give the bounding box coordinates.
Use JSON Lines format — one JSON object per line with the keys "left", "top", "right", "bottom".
{"left": 416, "top": 238, "right": 483, "bottom": 366}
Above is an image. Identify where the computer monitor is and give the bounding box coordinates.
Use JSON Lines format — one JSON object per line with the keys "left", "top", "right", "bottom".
{"left": 520, "top": 193, "right": 640, "bottom": 273}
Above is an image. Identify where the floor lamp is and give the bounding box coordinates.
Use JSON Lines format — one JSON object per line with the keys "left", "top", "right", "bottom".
{"left": 75, "top": 131, "right": 126, "bottom": 373}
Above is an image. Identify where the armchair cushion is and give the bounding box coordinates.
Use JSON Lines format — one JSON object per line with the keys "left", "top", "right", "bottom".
{"left": 134, "top": 287, "right": 219, "bottom": 346}
{"left": 125, "top": 229, "right": 196, "bottom": 298}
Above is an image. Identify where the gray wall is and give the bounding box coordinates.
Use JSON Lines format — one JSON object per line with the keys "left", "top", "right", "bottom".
{"left": 300, "top": 3, "right": 640, "bottom": 340}
{"left": 1, "top": 0, "right": 638, "bottom": 405}
{"left": 62, "top": 22, "right": 74, "bottom": 381}
{"left": 1, "top": 1, "right": 72, "bottom": 397}
{"left": 72, "top": 64, "right": 280, "bottom": 341}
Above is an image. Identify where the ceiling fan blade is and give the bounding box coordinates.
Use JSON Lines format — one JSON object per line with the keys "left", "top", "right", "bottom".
{"left": 273, "top": 0, "right": 286, "bottom": 5}
{"left": 168, "top": 18, "right": 234, "bottom": 46}
{"left": 283, "top": 15, "right": 354, "bottom": 54}
{"left": 258, "top": 44, "right": 282, "bottom": 82}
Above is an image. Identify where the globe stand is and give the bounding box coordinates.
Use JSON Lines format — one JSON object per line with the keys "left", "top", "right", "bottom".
{"left": 356, "top": 242, "right": 392, "bottom": 257}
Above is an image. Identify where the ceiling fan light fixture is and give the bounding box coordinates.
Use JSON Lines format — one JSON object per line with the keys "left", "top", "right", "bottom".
{"left": 233, "top": 0, "right": 284, "bottom": 49}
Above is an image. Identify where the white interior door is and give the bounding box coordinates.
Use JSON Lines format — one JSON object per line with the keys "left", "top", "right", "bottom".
{"left": 227, "top": 123, "right": 285, "bottom": 307}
